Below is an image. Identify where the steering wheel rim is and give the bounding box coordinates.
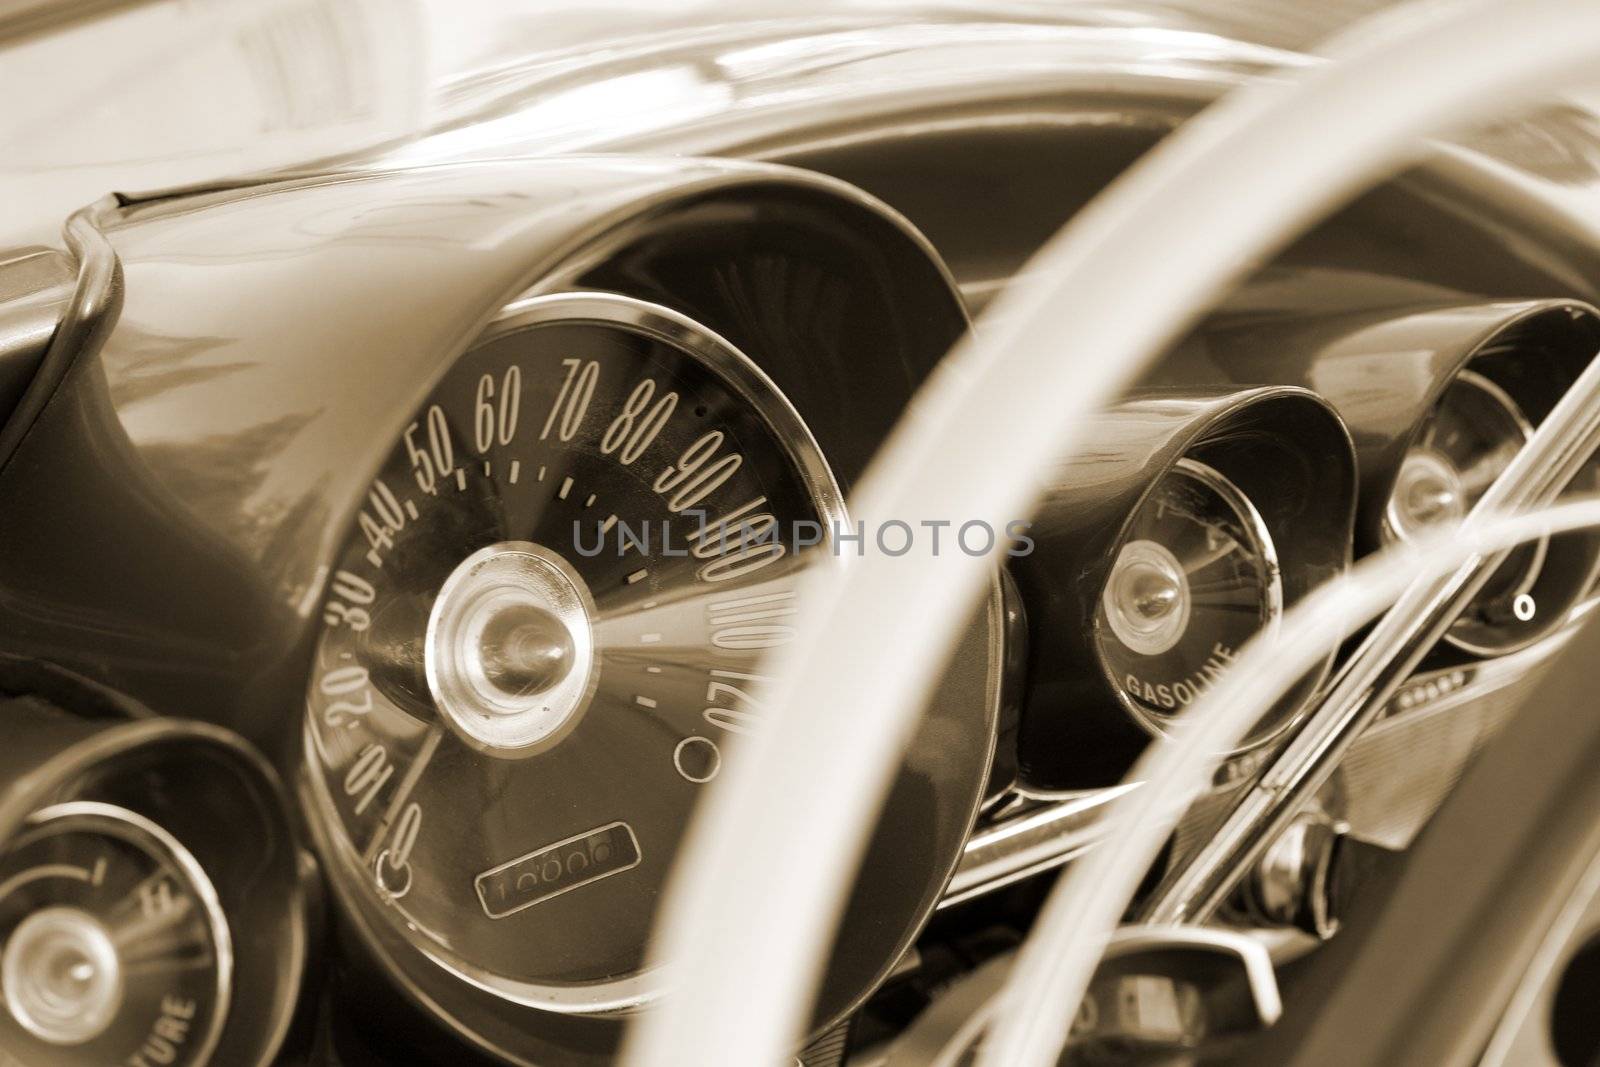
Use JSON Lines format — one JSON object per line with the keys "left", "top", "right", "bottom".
{"left": 1226, "top": 590, "right": 1600, "bottom": 1067}
{"left": 622, "top": 2, "right": 1600, "bottom": 1065}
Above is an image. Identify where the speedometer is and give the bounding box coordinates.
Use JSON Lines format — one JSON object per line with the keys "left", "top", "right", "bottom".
{"left": 304, "top": 293, "right": 843, "bottom": 1013}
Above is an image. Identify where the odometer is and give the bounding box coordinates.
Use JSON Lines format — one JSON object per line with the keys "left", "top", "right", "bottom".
{"left": 304, "top": 292, "right": 843, "bottom": 1012}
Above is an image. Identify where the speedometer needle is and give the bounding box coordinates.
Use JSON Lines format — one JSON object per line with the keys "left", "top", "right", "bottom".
{"left": 362, "top": 726, "right": 444, "bottom": 867}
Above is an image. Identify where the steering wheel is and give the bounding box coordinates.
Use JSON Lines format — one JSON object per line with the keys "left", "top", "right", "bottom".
{"left": 621, "top": 1, "right": 1600, "bottom": 1064}
{"left": 1227, "top": 586, "right": 1600, "bottom": 1067}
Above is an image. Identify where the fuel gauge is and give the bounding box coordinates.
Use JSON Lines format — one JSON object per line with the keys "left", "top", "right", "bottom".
{"left": 1014, "top": 387, "right": 1353, "bottom": 790}
{"left": 1095, "top": 458, "right": 1282, "bottom": 734}
{"left": 0, "top": 802, "right": 229, "bottom": 1067}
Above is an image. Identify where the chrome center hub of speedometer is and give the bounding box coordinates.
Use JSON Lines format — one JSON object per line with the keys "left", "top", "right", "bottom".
{"left": 426, "top": 541, "right": 599, "bottom": 757}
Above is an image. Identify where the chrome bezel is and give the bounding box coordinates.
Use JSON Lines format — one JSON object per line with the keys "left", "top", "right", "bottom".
{"left": 486, "top": 292, "right": 848, "bottom": 537}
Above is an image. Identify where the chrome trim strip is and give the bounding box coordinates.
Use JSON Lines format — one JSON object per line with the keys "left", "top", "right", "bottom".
{"left": 1141, "top": 337, "right": 1600, "bottom": 925}
{"left": 940, "top": 786, "right": 1135, "bottom": 908}
{"left": 1375, "top": 619, "right": 1579, "bottom": 728}
{"left": 0, "top": 246, "right": 72, "bottom": 424}
{"left": 0, "top": 198, "right": 121, "bottom": 474}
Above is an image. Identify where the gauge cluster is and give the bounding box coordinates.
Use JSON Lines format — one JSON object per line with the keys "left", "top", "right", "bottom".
{"left": 1385, "top": 316, "right": 1600, "bottom": 656}
{"left": 2, "top": 803, "right": 230, "bottom": 1064}
{"left": 1195, "top": 300, "right": 1600, "bottom": 663}
{"left": 1099, "top": 458, "right": 1282, "bottom": 722}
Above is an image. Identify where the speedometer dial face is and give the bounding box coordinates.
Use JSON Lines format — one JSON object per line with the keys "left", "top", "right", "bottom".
{"left": 1094, "top": 458, "right": 1282, "bottom": 735}
{"left": 304, "top": 293, "right": 843, "bottom": 1011}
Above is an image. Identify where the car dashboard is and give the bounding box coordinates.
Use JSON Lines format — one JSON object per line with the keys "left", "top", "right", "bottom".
{"left": 2, "top": 5, "right": 1600, "bottom": 1066}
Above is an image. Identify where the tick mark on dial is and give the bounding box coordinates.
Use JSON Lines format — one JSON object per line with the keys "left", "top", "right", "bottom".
{"left": 626, "top": 568, "right": 648, "bottom": 584}
{"left": 558, "top": 477, "right": 574, "bottom": 500}
{"left": 634, "top": 696, "right": 658, "bottom": 709}
{"left": 509, "top": 460, "right": 521, "bottom": 484}
{"left": 455, "top": 469, "right": 468, "bottom": 491}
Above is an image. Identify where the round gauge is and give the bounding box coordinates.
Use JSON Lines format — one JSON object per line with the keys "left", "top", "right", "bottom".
{"left": 1094, "top": 458, "right": 1282, "bottom": 735}
{"left": 304, "top": 293, "right": 846, "bottom": 1015}
{"left": 0, "top": 802, "right": 231, "bottom": 1067}
{"left": 1384, "top": 369, "right": 1549, "bottom": 654}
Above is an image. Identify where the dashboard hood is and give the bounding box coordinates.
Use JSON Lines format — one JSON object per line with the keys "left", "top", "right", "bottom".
{"left": 0, "top": 0, "right": 1439, "bottom": 248}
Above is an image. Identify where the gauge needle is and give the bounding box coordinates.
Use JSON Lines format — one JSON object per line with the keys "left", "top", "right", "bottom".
{"left": 1182, "top": 536, "right": 1240, "bottom": 576}
{"left": 362, "top": 726, "right": 444, "bottom": 867}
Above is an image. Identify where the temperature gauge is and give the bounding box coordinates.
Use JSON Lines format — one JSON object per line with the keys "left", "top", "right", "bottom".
{"left": 0, "top": 802, "right": 229, "bottom": 1067}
